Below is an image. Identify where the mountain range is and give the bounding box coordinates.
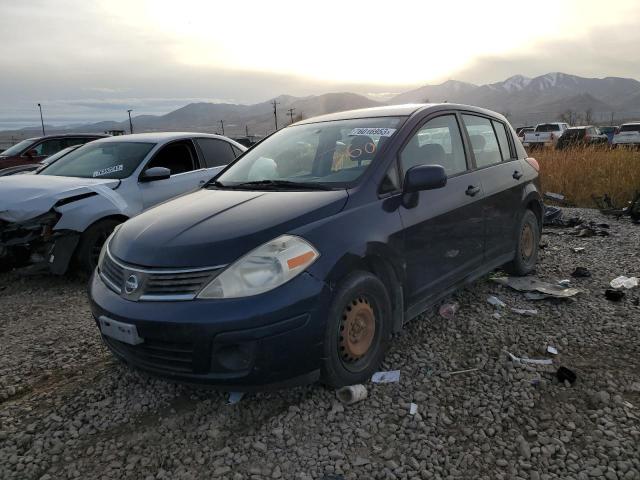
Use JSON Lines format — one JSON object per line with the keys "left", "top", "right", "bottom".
{"left": 6, "top": 72, "right": 640, "bottom": 139}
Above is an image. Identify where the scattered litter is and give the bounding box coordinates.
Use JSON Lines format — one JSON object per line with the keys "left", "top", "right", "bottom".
{"left": 409, "top": 403, "right": 418, "bottom": 415}
{"left": 493, "top": 276, "right": 581, "bottom": 299}
{"left": 492, "top": 312, "right": 502, "bottom": 319}
{"left": 547, "top": 346, "right": 558, "bottom": 355}
{"left": 445, "top": 367, "right": 479, "bottom": 376}
{"left": 594, "top": 191, "right": 640, "bottom": 223}
{"left": 623, "top": 401, "right": 635, "bottom": 409}
{"left": 545, "top": 192, "right": 565, "bottom": 202}
{"left": 556, "top": 366, "right": 577, "bottom": 384}
{"left": 543, "top": 205, "right": 563, "bottom": 225}
{"left": 336, "top": 385, "right": 368, "bottom": 405}
{"left": 558, "top": 279, "right": 571, "bottom": 287}
{"left": 605, "top": 289, "right": 625, "bottom": 302}
{"left": 610, "top": 276, "right": 639, "bottom": 289}
{"left": 507, "top": 352, "right": 553, "bottom": 366}
{"left": 371, "top": 370, "right": 401, "bottom": 383}
{"left": 571, "top": 267, "right": 591, "bottom": 278}
{"left": 571, "top": 247, "right": 586, "bottom": 253}
{"left": 487, "top": 295, "right": 507, "bottom": 308}
{"left": 511, "top": 308, "right": 538, "bottom": 316}
{"left": 438, "top": 302, "right": 459, "bottom": 319}
{"left": 227, "top": 392, "right": 245, "bottom": 405}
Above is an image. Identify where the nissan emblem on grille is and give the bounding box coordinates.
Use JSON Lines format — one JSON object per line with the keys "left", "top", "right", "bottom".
{"left": 124, "top": 274, "right": 139, "bottom": 294}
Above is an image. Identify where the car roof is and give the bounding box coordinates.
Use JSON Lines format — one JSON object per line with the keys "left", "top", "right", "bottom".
{"left": 23, "top": 133, "right": 108, "bottom": 141}
{"left": 294, "top": 103, "right": 509, "bottom": 125}
{"left": 621, "top": 122, "right": 640, "bottom": 126}
{"left": 92, "top": 132, "right": 241, "bottom": 145}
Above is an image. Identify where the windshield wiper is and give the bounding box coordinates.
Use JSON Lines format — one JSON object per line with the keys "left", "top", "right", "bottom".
{"left": 211, "top": 180, "right": 334, "bottom": 191}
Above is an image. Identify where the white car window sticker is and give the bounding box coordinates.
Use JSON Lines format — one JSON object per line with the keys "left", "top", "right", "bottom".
{"left": 92, "top": 164, "right": 123, "bottom": 178}
{"left": 349, "top": 127, "right": 396, "bottom": 137}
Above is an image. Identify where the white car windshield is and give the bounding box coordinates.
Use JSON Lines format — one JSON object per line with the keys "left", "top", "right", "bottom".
{"left": 214, "top": 117, "right": 405, "bottom": 189}
{"left": 38, "top": 141, "right": 155, "bottom": 179}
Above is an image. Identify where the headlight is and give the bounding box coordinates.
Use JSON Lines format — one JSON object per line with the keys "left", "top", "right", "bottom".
{"left": 97, "top": 225, "right": 121, "bottom": 271}
{"left": 197, "top": 235, "right": 319, "bottom": 299}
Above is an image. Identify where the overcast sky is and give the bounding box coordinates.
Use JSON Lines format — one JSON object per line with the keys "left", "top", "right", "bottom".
{"left": 1, "top": 0, "right": 639, "bottom": 129}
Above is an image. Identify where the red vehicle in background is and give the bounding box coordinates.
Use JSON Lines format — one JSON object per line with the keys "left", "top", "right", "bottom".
{"left": 0, "top": 134, "right": 107, "bottom": 169}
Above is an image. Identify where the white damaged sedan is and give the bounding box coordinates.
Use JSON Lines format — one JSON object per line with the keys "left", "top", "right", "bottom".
{"left": 0, "top": 132, "right": 245, "bottom": 273}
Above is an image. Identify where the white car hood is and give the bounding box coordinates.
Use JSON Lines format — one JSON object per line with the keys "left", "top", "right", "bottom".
{"left": 0, "top": 175, "right": 120, "bottom": 223}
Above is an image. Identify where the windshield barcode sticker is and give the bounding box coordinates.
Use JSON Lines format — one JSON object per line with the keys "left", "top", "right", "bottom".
{"left": 349, "top": 127, "right": 396, "bottom": 137}
{"left": 93, "top": 164, "right": 123, "bottom": 177}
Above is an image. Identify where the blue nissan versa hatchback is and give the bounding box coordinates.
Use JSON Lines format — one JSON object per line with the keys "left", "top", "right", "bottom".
{"left": 89, "top": 104, "right": 543, "bottom": 388}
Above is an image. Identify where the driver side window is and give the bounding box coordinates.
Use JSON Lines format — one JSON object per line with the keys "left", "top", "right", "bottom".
{"left": 399, "top": 115, "right": 467, "bottom": 177}
{"left": 145, "top": 141, "right": 197, "bottom": 175}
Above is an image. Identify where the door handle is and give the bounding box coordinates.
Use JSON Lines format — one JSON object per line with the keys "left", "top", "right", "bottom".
{"left": 465, "top": 185, "right": 481, "bottom": 197}
{"left": 513, "top": 170, "right": 523, "bottom": 180}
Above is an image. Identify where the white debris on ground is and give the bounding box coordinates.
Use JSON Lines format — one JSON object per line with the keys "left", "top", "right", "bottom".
{"left": 0, "top": 207, "right": 639, "bottom": 479}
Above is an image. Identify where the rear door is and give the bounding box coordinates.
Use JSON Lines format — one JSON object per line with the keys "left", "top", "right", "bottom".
{"left": 398, "top": 113, "right": 485, "bottom": 307}
{"left": 194, "top": 138, "right": 239, "bottom": 178}
{"left": 461, "top": 114, "right": 525, "bottom": 264}
{"left": 139, "top": 139, "right": 207, "bottom": 209}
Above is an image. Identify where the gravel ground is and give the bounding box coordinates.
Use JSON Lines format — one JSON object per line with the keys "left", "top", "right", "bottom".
{"left": 1, "top": 208, "right": 639, "bottom": 480}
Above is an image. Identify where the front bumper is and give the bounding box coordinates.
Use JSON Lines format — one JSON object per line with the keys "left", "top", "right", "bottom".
{"left": 89, "top": 270, "right": 332, "bottom": 389}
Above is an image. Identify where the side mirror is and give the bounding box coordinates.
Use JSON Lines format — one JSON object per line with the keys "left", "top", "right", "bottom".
{"left": 140, "top": 166, "right": 171, "bottom": 182}
{"left": 403, "top": 165, "right": 447, "bottom": 193}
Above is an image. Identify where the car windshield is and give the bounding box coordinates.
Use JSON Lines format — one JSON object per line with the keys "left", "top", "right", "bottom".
{"left": 0, "top": 139, "right": 35, "bottom": 156}
{"left": 563, "top": 128, "right": 584, "bottom": 137}
{"left": 214, "top": 117, "right": 405, "bottom": 189}
{"left": 620, "top": 124, "right": 640, "bottom": 133}
{"left": 39, "top": 141, "right": 156, "bottom": 179}
{"left": 536, "top": 124, "right": 561, "bottom": 132}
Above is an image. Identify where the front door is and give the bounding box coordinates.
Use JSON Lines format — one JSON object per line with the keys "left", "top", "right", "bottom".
{"left": 140, "top": 140, "right": 210, "bottom": 209}
{"left": 398, "top": 113, "right": 485, "bottom": 307}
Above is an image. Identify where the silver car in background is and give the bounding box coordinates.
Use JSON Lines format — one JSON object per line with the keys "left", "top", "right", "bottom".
{"left": 0, "top": 132, "right": 246, "bottom": 273}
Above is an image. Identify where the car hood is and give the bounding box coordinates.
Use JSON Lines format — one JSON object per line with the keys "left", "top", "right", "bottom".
{"left": 0, "top": 175, "right": 120, "bottom": 223}
{"left": 110, "top": 188, "right": 349, "bottom": 268}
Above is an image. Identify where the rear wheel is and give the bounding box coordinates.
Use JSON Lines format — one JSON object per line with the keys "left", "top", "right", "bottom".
{"left": 504, "top": 209, "right": 540, "bottom": 276}
{"left": 321, "top": 271, "right": 392, "bottom": 387}
{"left": 75, "top": 219, "right": 121, "bottom": 273}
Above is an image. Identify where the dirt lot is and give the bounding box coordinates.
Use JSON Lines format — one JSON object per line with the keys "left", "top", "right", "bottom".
{"left": 1, "top": 208, "right": 639, "bottom": 480}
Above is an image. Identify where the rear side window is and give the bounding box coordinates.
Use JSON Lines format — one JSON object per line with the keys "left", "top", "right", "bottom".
{"left": 32, "top": 138, "right": 65, "bottom": 156}
{"left": 231, "top": 145, "right": 243, "bottom": 157}
{"left": 196, "top": 138, "right": 236, "bottom": 167}
{"left": 492, "top": 120, "right": 512, "bottom": 161}
{"left": 461, "top": 115, "right": 502, "bottom": 168}
{"left": 399, "top": 114, "right": 467, "bottom": 177}
{"left": 620, "top": 124, "right": 640, "bottom": 133}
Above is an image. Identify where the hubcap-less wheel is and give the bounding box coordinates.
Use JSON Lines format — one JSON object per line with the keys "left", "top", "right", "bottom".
{"left": 339, "top": 297, "right": 375, "bottom": 364}
{"left": 520, "top": 223, "right": 534, "bottom": 261}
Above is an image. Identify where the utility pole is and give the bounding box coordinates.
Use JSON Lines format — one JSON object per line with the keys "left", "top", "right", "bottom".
{"left": 220, "top": 120, "right": 225, "bottom": 136}
{"left": 271, "top": 99, "right": 280, "bottom": 131}
{"left": 37, "top": 103, "right": 45, "bottom": 136}
{"left": 245, "top": 125, "right": 249, "bottom": 137}
{"left": 287, "top": 107, "right": 296, "bottom": 124}
{"left": 610, "top": 112, "right": 615, "bottom": 126}
{"left": 127, "top": 109, "right": 134, "bottom": 134}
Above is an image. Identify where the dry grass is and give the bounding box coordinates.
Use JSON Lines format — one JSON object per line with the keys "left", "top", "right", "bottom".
{"left": 533, "top": 146, "right": 640, "bottom": 207}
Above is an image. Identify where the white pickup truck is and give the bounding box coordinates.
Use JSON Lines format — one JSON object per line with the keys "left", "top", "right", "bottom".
{"left": 523, "top": 122, "right": 569, "bottom": 148}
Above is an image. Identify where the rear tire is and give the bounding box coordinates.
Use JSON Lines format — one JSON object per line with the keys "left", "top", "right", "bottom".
{"left": 321, "top": 271, "right": 392, "bottom": 387}
{"left": 504, "top": 209, "right": 540, "bottom": 276}
{"left": 75, "top": 219, "right": 121, "bottom": 274}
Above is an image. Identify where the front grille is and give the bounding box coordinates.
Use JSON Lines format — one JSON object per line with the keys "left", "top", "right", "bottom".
{"left": 105, "top": 337, "right": 195, "bottom": 373}
{"left": 99, "top": 247, "right": 223, "bottom": 301}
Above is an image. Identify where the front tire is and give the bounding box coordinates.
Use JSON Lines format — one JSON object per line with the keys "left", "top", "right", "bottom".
{"left": 505, "top": 209, "right": 540, "bottom": 276}
{"left": 321, "top": 271, "right": 392, "bottom": 387}
{"left": 75, "top": 219, "right": 121, "bottom": 273}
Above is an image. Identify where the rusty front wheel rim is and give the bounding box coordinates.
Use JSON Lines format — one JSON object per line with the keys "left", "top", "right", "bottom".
{"left": 521, "top": 223, "right": 534, "bottom": 259}
{"left": 339, "top": 297, "right": 376, "bottom": 363}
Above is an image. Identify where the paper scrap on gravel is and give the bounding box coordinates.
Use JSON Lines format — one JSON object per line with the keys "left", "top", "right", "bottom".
{"left": 409, "top": 403, "right": 418, "bottom": 415}
{"left": 487, "top": 295, "right": 507, "bottom": 308}
{"left": 610, "top": 276, "right": 639, "bottom": 289}
{"left": 227, "top": 392, "right": 244, "bottom": 405}
{"left": 511, "top": 308, "right": 538, "bottom": 316}
{"left": 507, "top": 352, "right": 553, "bottom": 366}
{"left": 371, "top": 370, "right": 400, "bottom": 383}
{"left": 493, "top": 276, "right": 581, "bottom": 299}
{"left": 547, "top": 346, "right": 558, "bottom": 355}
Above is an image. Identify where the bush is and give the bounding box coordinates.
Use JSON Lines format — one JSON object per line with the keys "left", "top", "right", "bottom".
{"left": 533, "top": 146, "right": 640, "bottom": 207}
